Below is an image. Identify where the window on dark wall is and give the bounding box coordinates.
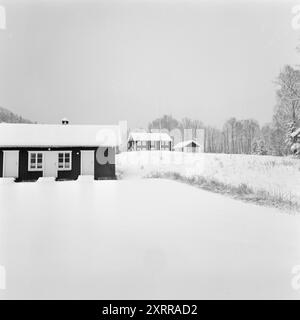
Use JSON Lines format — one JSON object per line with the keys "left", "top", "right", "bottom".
{"left": 28, "top": 152, "right": 43, "bottom": 171}
{"left": 58, "top": 152, "right": 72, "bottom": 170}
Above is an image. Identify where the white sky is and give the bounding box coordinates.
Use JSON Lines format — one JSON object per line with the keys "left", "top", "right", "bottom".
{"left": 0, "top": 0, "right": 299, "bottom": 128}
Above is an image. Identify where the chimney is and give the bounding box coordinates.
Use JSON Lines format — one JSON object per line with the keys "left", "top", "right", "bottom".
{"left": 62, "top": 118, "right": 69, "bottom": 125}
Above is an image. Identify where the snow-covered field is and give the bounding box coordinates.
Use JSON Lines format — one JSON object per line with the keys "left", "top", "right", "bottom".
{"left": 0, "top": 178, "right": 300, "bottom": 299}
{"left": 117, "top": 151, "right": 300, "bottom": 207}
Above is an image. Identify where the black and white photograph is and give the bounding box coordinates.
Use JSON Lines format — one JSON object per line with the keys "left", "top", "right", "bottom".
{"left": 0, "top": 0, "right": 300, "bottom": 305}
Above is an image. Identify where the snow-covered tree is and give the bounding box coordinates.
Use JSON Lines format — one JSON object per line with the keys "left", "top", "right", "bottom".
{"left": 252, "top": 138, "right": 267, "bottom": 155}
{"left": 273, "top": 65, "right": 300, "bottom": 154}
{"left": 286, "top": 121, "right": 297, "bottom": 148}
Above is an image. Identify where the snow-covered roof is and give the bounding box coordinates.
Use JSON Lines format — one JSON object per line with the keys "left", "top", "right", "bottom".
{"left": 173, "top": 140, "right": 201, "bottom": 149}
{"left": 291, "top": 128, "right": 300, "bottom": 138}
{"left": 0, "top": 123, "right": 120, "bottom": 147}
{"left": 128, "top": 132, "right": 172, "bottom": 142}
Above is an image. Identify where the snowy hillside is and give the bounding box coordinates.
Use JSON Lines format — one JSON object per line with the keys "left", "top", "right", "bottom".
{"left": 0, "top": 178, "right": 299, "bottom": 299}
{"left": 117, "top": 151, "right": 300, "bottom": 209}
{"left": 0, "top": 106, "right": 32, "bottom": 123}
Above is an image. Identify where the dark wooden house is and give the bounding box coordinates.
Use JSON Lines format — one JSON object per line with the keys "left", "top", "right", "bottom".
{"left": 0, "top": 122, "right": 120, "bottom": 181}
{"left": 127, "top": 132, "right": 172, "bottom": 151}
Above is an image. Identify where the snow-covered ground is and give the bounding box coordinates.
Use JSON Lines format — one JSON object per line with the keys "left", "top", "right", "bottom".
{"left": 0, "top": 178, "right": 300, "bottom": 299}
{"left": 117, "top": 151, "right": 300, "bottom": 206}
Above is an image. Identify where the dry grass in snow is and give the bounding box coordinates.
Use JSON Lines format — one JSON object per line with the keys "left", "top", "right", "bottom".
{"left": 117, "top": 151, "right": 300, "bottom": 211}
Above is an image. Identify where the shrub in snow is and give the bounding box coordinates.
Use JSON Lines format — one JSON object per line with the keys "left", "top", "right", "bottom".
{"left": 291, "top": 143, "right": 300, "bottom": 156}
{"left": 252, "top": 138, "right": 267, "bottom": 155}
{"left": 286, "top": 121, "right": 297, "bottom": 148}
{"left": 117, "top": 151, "right": 300, "bottom": 209}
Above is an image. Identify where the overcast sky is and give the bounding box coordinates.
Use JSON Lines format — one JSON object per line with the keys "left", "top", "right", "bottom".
{"left": 0, "top": 0, "right": 299, "bottom": 129}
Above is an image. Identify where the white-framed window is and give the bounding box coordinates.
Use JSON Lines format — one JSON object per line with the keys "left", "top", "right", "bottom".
{"left": 58, "top": 151, "right": 72, "bottom": 170}
{"left": 28, "top": 152, "right": 43, "bottom": 171}
{"left": 142, "top": 141, "right": 147, "bottom": 147}
{"left": 163, "top": 141, "right": 170, "bottom": 147}
{"left": 150, "top": 141, "right": 156, "bottom": 148}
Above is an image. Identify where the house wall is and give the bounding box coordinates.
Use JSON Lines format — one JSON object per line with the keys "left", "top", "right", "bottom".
{"left": 16, "top": 148, "right": 82, "bottom": 181}
{"left": 162, "top": 141, "right": 172, "bottom": 151}
{"left": 0, "top": 146, "right": 116, "bottom": 181}
{"left": 178, "top": 145, "right": 199, "bottom": 153}
{"left": 128, "top": 140, "right": 171, "bottom": 151}
{"left": 0, "top": 150, "right": 3, "bottom": 177}
{"left": 57, "top": 148, "right": 81, "bottom": 180}
{"left": 18, "top": 149, "right": 43, "bottom": 181}
{"left": 184, "top": 146, "right": 197, "bottom": 153}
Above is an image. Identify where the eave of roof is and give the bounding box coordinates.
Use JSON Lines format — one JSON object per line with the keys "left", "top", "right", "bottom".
{"left": 128, "top": 132, "right": 172, "bottom": 142}
{"left": 174, "top": 140, "right": 201, "bottom": 149}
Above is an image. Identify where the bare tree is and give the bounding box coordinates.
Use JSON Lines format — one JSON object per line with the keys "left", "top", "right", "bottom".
{"left": 148, "top": 114, "right": 179, "bottom": 132}
{"left": 272, "top": 65, "right": 300, "bottom": 154}
{"left": 274, "top": 65, "right": 300, "bottom": 124}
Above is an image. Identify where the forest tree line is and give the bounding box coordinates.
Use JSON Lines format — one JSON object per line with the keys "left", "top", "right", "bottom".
{"left": 148, "top": 65, "right": 300, "bottom": 156}
{"left": 0, "top": 106, "right": 32, "bottom": 124}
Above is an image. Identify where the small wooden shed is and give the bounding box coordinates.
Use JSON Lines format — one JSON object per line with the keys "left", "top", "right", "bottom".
{"left": 173, "top": 140, "right": 202, "bottom": 153}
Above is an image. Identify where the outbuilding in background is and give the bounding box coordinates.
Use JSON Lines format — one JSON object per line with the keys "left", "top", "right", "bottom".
{"left": 173, "top": 139, "right": 202, "bottom": 153}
